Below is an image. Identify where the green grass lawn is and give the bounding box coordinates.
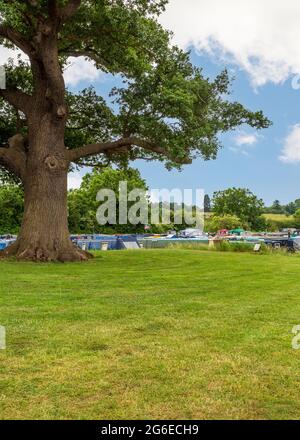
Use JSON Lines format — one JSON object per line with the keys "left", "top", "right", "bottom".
{"left": 1, "top": 249, "right": 300, "bottom": 420}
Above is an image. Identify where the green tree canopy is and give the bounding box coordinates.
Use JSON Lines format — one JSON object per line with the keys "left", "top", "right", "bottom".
{"left": 68, "top": 167, "right": 148, "bottom": 233}
{"left": 0, "top": 0, "right": 271, "bottom": 175}
{"left": 270, "top": 200, "right": 284, "bottom": 214}
{"left": 284, "top": 202, "right": 296, "bottom": 216}
{"left": 212, "top": 187, "right": 264, "bottom": 230}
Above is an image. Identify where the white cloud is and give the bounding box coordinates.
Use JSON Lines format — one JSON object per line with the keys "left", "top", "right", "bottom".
{"left": 0, "top": 49, "right": 104, "bottom": 88}
{"left": 229, "top": 146, "right": 249, "bottom": 156}
{"left": 280, "top": 124, "right": 300, "bottom": 163}
{"left": 229, "top": 131, "right": 259, "bottom": 155}
{"left": 0, "top": 47, "right": 23, "bottom": 65}
{"left": 235, "top": 133, "right": 258, "bottom": 147}
{"left": 63, "top": 57, "right": 104, "bottom": 87}
{"left": 161, "top": 0, "right": 300, "bottom": 87}
{"left": 2, "top": 1, "right": 300, "bottom": 89}
{"left": 68, "top": 172, "right": 83, "bottom": 190}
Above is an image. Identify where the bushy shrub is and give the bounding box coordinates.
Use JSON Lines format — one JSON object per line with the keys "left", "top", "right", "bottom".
{"left": 0, "top": 184, "right": 24, "bottom": 234}
{"left": 251, "top": 215, "right": 268, "bottom": 231}
{"left": 205, "top": 214, "right": 244, "bottom": 232}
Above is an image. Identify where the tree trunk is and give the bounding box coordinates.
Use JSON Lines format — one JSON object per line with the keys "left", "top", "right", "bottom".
{"left": 1, "top": 116, "right": 92, "bottom": 262}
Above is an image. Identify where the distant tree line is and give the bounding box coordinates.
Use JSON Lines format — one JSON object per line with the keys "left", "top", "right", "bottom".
{"left": 264, "top": 199, "right": 300, "bottom": 216}
{"left": 0, "top": 168, "right": 203, "bottom": 235}
{"left": 205, "top": 191, "right": 300, "bottom": 232}
{"left": 1, "top": 172, "right": 299, "bottom": 235}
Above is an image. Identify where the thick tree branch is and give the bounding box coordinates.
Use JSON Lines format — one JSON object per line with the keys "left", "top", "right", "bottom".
{"left": 60, "top": 0, "right": 81, "bottom": 22}
{"left": 33, "top": 38, "right": 66, "bottom": 111}
{"left": 0, "top": 24, "right": 33, "bottom": 56}
{"left": 61, "top": 48, "right": 107, "bottom": 67}
{"left": 0, "top": 134, "right": 27, "bottom": 180}
{"left": 0, "top": 88, "right": 33, "bottom": 115}
{"left": 66, "top": 137, "right": 192, "bottom": 164}
{"left": 48, "top": 0, "right": 59, "bottom": 20}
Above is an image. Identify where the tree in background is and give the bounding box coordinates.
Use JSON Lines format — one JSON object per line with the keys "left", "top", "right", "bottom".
{"left": 284, "top": 199, "right": 300, "bottom": 216}
{"left": 264, "top": 198, "right": 300, "bottom": 216}
{"left": 212, "top": 187, "right": 265, "bottom": 230}
{"left": 68, "top": 167, "right": 148, "bottom": 234}
{"left": 0, "top": 1, "right": 270, "bottom": 261}
{"left": 293, "top": 209, "right": 300, "bottom": 228}
{"left": 204, "top": 194, "right": 211, "bottom": 213}
{"left": 294, "top": 199, "right": 300, "bottom": 212}
{"left": 269, "top": 200, "right": 284, "bottom": 214}
{"left": 285, "top": 202, "right": 297, "bottom": 216}
{"left": 0, "top": 184, "right": 24, "bottom": 234}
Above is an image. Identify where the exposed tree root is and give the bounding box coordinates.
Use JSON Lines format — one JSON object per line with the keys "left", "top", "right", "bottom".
{"left": 0, "top": 240, "right": 93, "bottom": 263}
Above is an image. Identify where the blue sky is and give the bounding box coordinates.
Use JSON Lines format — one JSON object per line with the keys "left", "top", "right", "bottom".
{"left": 64, "top": 0, "right": 300, "bottom": 206}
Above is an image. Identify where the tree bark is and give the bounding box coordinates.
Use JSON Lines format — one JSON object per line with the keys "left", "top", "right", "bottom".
{"left": 15, "top": 167, "right": 89, "bottom": 262}
{"left": 0, "top": 116, "right": 92, "bottom": 262}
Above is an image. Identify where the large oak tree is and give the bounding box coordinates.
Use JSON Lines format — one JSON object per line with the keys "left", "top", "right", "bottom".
{"left": 0, "top": 0, "right": 270, "bottom": 261}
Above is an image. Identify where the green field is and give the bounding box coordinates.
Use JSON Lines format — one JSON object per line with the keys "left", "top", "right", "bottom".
{"left": 262, "top": 213, "right": 292, "bottom": 222}
{"left": 1, "top": 249, "right": 300, "bottom": 420}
